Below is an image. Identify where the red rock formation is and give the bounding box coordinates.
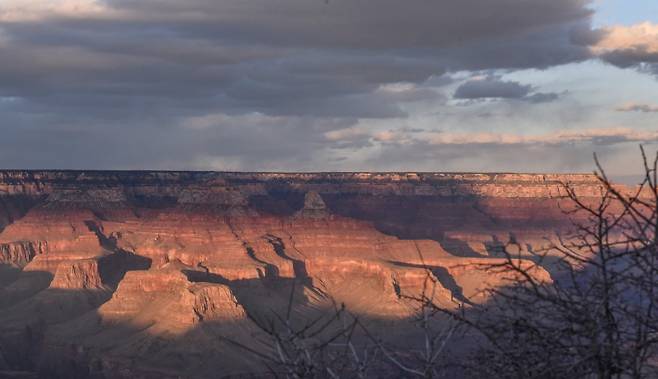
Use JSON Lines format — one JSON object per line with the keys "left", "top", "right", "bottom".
{"left": 0, "top": 171, "right": 619, "bottom": 377}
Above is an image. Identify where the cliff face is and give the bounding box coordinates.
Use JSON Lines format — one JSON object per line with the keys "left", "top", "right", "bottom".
{"left": 0, "top": 171, "right": 606, "bottom": 377}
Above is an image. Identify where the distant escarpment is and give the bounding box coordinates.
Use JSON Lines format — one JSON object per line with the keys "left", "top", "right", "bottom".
{"left": 0, "top": 171, "right": 612, "bottom": 377}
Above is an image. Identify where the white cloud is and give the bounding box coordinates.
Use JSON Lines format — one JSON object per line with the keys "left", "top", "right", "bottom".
{"left": 376, "top": 82, "right": 417, "bottom": 94}
{"left": 324, "top": 127, "right": 370, "bottom": 142}
{"left": 0, "top": 0, "right": 112, "bottom": 22}
{"left": 592, "top": 22, "right": 658, "bottom": 55}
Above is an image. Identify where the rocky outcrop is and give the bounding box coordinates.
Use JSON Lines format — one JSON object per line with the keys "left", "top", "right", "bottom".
{"left": 49, "top": 258, "right": 107, "bottom": 290}
{"left": 0, "top": 170, "right": 626, "bottom": 377}
{"left": 0, "top": 241, "right": 47, "bottom": 267}
{"left": 99, "top": 262, "right": 246, "bottom": 334}
{"left": 295, "top": 191, "right": 328, "bottom": 219}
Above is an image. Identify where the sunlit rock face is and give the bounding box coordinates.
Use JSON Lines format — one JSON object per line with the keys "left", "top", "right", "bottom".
{"left": 0, "top": 171, "right": 606, "bottom": 377}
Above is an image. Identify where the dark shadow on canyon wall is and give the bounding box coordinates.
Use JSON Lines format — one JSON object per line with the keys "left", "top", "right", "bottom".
{"left": 0, "top": 195, "right": 46, "bottom": 235}
{"left": 247, "top": 184, "right": 576, "bottom": 260}
{"left": 438, "top": 236, "right": 486, "bottom": 258}
{"left": 0, "top": 264, "right": 23, "bottom": 288}
{"left": 263, "top": 234, "right": 312, "bottom": 286}
{"left": 248, "top": 183, "right": 306, "bottom": 217}
{"left": 0, "top": 273, "right": 325, "bottom": 377}
{"left": 0, "top": 255, "right": 155, "bottom": 377}
{"left": 387, "top": 260, "right": 473, "bottom": 306}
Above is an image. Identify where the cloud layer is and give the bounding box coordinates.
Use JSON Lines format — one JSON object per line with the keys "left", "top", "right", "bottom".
{"left": 0, "top": 0, "right": 656, "bottom": 172}
{"left": 326, "top": 126, "right": 658, "bottom": 147}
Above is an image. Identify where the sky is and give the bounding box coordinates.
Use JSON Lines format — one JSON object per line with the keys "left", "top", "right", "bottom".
{"left": 0, "top": 1, "right": 657, "bottom": 175}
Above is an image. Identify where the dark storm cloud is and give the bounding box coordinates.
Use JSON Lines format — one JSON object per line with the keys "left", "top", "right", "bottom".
{"left": 102, "top": 0, "right": 592, "bottom": 49}
{"left": 455, "top": 78, "right": 532, "bottom": 100}
{"left": 454, "top": 77, "right": 560, "bottom": 103}
{"left": 0, "top": 0, "right": 606, "bottom": 169}
{"left": 0, "top": 0, "right": 595, "bottom": 107}
{"left": 598, "top": 49, "right": 658, "bottom": 69}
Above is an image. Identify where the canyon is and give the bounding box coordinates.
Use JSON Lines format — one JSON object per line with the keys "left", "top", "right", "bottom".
{"left": 0, "top": 171, "right": 608, "bottom": 378}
